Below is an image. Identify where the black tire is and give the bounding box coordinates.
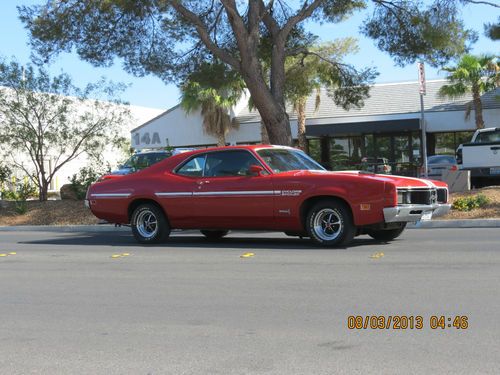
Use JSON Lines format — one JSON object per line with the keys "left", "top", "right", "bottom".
{"left": 306, "top": 199, "right": 356, "bottom": 247}
{"left": 368, "top": 223, "right": 406, "bottom": 242}
{"left": 200, "top": 230, "right": 229, "bottom": 241}
{"left": 131, "top": 203, "right": 170, "bottom": 244}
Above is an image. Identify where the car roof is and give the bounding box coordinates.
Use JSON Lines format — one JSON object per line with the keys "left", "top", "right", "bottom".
{"left": 134, "top": 144, "right": 297, "bottom": 174}
{"left": 477, "top": 127, "right": 499, "bottom": 133}
{"left": 134, "top": 150, "right": 171, "bottom": 154}
{"left": 179, "top": 144, "right": 296, "bottom": 156}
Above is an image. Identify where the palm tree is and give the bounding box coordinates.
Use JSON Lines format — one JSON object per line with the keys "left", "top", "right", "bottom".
{"left": 439, "top": 54, "right": 499, "bottom": 129}
{"left": 181, "top": 63, "right": 245, "bottom": 146}
{"left": 285, "top": 39, "right": 372, "bottom": 153}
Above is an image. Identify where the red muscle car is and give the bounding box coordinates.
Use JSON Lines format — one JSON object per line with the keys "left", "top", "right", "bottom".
{"left": 85, "top": 145, "right": 451, "bottom": 246}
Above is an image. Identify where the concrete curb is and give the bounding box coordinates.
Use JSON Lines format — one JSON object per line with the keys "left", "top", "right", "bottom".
{"left": 0, "top": 220, "right": 499, "bottom": 232}
{"left": 408, "top": 219, "right": 500, "bottom": 228}
{"left": 0, "top": 225, "right": 130, "bottom": 232}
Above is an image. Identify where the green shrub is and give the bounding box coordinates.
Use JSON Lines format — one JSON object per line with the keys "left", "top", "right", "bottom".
{"left": 1, "top": 180, "right": 37, "bottom": 201}
{"left": 452, "top": 194, "right": 490, "bottom": 211}
{"left": 70, "top": 165, "right": 109, "bottom": 200}
{"left": 0, "top": 163, "right": 11, "bottom": 185}
{"left": 1, "top": 179, "right": 37, "bottom": 215}
{"left": 14, "top": 200, "right": 28, "bottom": 215}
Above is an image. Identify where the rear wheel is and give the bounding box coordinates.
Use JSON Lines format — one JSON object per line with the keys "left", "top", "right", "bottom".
{"left": 200, "top": 230, "right": 229, "bottom": 241}
{"left": 306, "top": 200, "right": 356, "bottom": 247}
{"left": 367, "top": 223, "right": 406, "bottom": 242}
{"left": 131, "top": 204, "right": 170, "bottom": 244}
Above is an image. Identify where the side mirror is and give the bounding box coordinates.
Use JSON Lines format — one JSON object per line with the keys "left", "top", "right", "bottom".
{"left": 249, "top": 164, "right": 264, "bottom": 176}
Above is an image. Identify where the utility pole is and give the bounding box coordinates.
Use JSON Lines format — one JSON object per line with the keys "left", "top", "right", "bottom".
{"left": 418, "top": 62, "right": 428, "bottom": 178}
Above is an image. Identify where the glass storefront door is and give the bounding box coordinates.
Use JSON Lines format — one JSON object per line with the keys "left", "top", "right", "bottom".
{"left": 307, "top": 132, "right": 422, "bottom": 176}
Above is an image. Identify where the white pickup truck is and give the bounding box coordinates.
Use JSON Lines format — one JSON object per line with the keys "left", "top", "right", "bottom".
{"left": 456, "top": 127, "right": 500, "bottom": 187}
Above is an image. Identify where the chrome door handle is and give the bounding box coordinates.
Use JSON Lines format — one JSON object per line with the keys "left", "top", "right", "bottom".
{"left": 196, "top": 180, "right": 210, "bottom": 185}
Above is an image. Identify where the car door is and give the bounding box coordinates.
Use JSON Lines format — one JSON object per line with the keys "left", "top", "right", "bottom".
{"left": 157, "top": 153, "right": 208, "bottom": 228}
{"left": 193, "top": 150, "right": 275, "bottom": 229}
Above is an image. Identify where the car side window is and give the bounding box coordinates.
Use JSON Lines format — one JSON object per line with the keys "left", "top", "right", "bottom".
{"left": 176, "top": 155, "right": 206, "bottom": 177}
{"left": 204, "top": 151, "right": 263, "bottom": 177}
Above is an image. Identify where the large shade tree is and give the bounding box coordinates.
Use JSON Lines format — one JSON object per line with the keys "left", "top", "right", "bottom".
{"left": 284, "top": 38, "right": 374, "bottom": 152}
{"left": 181, "top": 62, "right": 245, "bottom": 146}
{"left": 438, "top": 54, "right": 499, "bottom": 129}
{"left": 20, "top": 0, "right": 477, "bottom": 146}
{"left": 485, "top": 17, "right": 500, "bottom": 40}
{"left": 0, "top": 60, "right": 129, "bottom": 201}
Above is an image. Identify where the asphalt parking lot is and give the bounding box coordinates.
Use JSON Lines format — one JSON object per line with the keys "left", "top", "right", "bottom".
{"left": 0, "top": 228, "right": 499, "bottom": 374}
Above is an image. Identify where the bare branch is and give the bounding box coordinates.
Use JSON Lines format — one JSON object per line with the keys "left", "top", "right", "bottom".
{"left": 169, "top": 1, "right": 240, "bottom": 69}
{"left": 258, "top": 0, "right": 280, "bottom": 36}
{"left": 462, "top": 0, "right": 499, "bottom": 7}
{"left": 281, "top": 0, "right": 322, "bottom": 37}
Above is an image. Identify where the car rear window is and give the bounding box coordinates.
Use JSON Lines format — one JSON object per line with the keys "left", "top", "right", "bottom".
{"left": 475, "top": 129, "right": 500, "bottom": 143}
{"left": 428, "top": 156, "right": 456, "bottom": 164}
{"left": 124, "top": 152, "right": 171, "bottom": 169}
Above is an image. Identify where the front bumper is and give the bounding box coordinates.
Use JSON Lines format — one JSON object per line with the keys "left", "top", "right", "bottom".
{"left": 383, "top": 204, "right": 451, "bottom": 223}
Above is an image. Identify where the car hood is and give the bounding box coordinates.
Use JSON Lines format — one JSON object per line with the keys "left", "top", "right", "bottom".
{"left": 289, "top": 170, "right": 446, "bottom": 189}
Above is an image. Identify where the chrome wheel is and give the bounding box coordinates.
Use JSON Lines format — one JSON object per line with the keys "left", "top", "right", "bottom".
{"left": 136, "top": 210, "right": 158, "bottom": 239}
{"left": 313, "top": 208, "right": 343, "bottom": 241}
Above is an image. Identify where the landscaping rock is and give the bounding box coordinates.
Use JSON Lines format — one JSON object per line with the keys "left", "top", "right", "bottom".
{"left": 60, "top": 184, "right": 78, "bottom": 200}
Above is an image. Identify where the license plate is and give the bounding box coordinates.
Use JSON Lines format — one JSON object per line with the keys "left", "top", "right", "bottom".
{"left": 421, "top": 211, "right": 433, "bottom": 221}
{"left": 490, "top": 167, "right": 500, "bottom": 175}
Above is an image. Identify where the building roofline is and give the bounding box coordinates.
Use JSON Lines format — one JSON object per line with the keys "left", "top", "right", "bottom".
{"left": 369, "top": 79, "right": 447, "bottom": 87}
{"left": 131, "top": 103, "right": 181, "bottom": 132}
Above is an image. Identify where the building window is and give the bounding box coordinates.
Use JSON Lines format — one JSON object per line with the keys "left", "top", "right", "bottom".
{"left": 433, "top": 131, "right": 474, "bottom": 156}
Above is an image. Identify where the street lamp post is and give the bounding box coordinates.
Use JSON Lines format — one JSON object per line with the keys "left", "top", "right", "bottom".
{"left": 418, "top": 62, "right": 428, "bottom": 178}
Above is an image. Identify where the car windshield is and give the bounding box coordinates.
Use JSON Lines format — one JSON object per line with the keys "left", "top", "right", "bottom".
{"left": 257, "top": 148, "right": 325, "bottom": 173}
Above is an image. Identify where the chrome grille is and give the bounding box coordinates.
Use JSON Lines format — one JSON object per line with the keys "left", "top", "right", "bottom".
{"left": 397, "top": 188, "right": 439, "bottom": 205}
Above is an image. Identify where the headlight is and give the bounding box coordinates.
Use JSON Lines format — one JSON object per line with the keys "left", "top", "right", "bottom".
{"left": 397, "top": 190, "right": 412, "bottom": 205}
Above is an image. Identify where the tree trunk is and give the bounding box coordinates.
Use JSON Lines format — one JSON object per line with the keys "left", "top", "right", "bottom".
{"left": 260, "top": 122, "right": 270, "bottom": 144}
{"left": 472, "top": 87, "right": 484, "bottom": 129}
{"left": 238, "top": 50, "right": 292, "bottom": 146}
{"left": 296, "top": 98, "right": 308, "bottom": 153}
{"left": 217, "top": 131, "right": 226, "bottom": 147}
{"left": 39, "top": 180, "right": 48, "bottom": 201}
{"left": 243, "top": 76, "right": 292, "bottom": 145}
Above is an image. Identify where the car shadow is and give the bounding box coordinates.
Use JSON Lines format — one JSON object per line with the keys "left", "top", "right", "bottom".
{"left": 19, "top": 231, "right": 387, "bottom": 250}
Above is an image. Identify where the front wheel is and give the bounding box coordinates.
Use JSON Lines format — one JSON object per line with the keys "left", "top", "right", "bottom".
{"left": 367, "top": 223, "right": 406, "bottom": 242}
{"left": 306, "top": 200, "right": 356, "bottom": 247}
{"left": 200, "top": 230, "right": 229, "bottom": 241}
{"left": 131, "top": 204, "right": 170, "bottom": 244}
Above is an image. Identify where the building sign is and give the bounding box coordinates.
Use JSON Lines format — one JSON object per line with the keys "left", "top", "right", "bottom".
{"left": 417, "top": 62, "right": 426, "bottom": 95}
{"left": 133, "top": 131, "right": 162, "bottom": 146}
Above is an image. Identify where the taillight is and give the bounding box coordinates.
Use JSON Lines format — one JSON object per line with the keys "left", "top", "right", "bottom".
{"left": 450, "top": 165, "right": 458, "bottom": 171}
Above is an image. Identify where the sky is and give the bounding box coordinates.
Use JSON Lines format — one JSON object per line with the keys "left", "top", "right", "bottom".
{"left": 0, "top": 1, "right": 498, "bottom": 111}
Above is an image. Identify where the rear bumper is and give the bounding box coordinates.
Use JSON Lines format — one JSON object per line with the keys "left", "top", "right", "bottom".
{"left": 383, "top": 204, "right": 451, "bottom": 223}
{"left": 462, "top": 167, "right": 500, "bottom": 178}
